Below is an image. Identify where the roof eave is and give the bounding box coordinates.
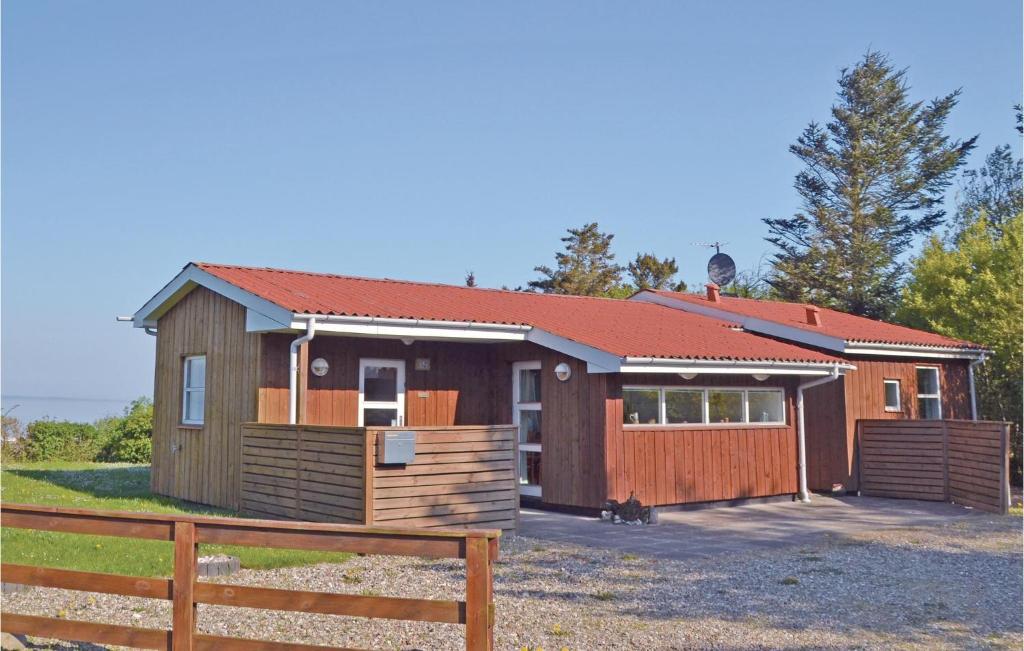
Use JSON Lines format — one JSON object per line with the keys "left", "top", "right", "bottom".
{"left": 621, "top": 357, "right": 855, "bottom": 376}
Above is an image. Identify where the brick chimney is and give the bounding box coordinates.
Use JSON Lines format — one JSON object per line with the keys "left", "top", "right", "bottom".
{"left": 805, "top": 306, "right": 822, "bottom": 326}
{"left": 706, "top": 283, "right": 721, "bottom": 303}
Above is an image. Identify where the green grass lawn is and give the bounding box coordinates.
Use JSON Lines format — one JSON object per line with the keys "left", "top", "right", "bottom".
{"left": 1, "top": 462, "right": 352, "bottom": 577}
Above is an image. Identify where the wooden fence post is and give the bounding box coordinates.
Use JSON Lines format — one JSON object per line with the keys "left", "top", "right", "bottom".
{"left": 363, "top": 430, "right": 375, "bottom": 525}
{"left": 941, "top": 420, "right": 950, "bottom": 503}
{"left": 172, "top": 521, "right": 197, "bottom": 651}
{"left": 1000, "top": 423, "right": 1010, "bottom": 515}
{"left": 465, "top": 536, "right": 493, "bottom": 651}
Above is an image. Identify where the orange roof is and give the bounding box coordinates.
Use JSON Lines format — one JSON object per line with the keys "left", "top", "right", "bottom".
{"left": 647, "top": 289, "right": 983, "bottom": 350}
{"left": 194, "top": 263, "right": 842, "bottom": 364}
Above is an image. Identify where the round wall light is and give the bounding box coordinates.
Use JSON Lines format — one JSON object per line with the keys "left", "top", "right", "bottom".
{"left": 678, "top": 372, "right": 698, "bottom": 380}
{"left": 554, "top": 362, "right": 572, "bottom": 382}
{"left": 752, "top": 373, "right": 770, "bottom": 382}
{"left": 310, "top": 358, "right": 330, "bottom": 377}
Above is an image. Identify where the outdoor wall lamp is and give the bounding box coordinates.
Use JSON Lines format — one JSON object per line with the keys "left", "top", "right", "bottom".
{"left": 554, "top": 362, "right": 572, "bottom": 382}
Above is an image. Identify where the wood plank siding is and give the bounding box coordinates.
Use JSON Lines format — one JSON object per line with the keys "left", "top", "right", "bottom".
{"left": 604, "top": 375, "right": 800, "bottom": 506}
{"left": 151, "top": 287, "right": 260, "bottom": 509}
{"left": 804, "top": 358, "right": 972, "bottom": 492}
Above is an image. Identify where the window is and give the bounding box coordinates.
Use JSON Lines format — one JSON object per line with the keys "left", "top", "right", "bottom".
{"left": 916, "top": 367, "right": 942, "bottom": 420}
{"left": 622, "top": 386, "right": 785, "bottom": 426}
{"left": 623, "top": 388, "right": 659, "bottom": 425}
{"left": 884, "top": 379, "right": 901, "bottom": 412}
{"left": 182, "top": 356, "right": 205, "bottom": 425}
{"left": 513, "top": 361, "right": 542, "bottom": 496}
{"left": 665, "top": 389, "right": 703, "bottom": 424}
{"left": 359, "top": 359, "right": 406, "bottom": 426}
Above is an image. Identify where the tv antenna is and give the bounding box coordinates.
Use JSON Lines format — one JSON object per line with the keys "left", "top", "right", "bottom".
{"left": 692, "top": 241, "right": 728, "bottom": 255}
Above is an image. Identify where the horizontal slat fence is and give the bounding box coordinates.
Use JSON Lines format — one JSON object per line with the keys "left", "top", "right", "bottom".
{"left": 857, "top": 419, "right": 1010, "bottom": 514}
{"left": 242, "top": 424, "right": 519, "bottom": 531}
{"left": 0, "top": 503, "right": 498, "bottom": 650}
{"left": 370, "top": 426, "right": 519, "bottom": 531}
{"left": 241, "top": 424, "right": 366, "bottom": 524}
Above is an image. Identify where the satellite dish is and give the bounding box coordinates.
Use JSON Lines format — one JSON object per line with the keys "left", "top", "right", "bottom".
{"left": 708, "top": 252, "right": 736, "bottom": 286}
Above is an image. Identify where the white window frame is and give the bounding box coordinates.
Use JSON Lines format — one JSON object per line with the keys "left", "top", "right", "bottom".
{"left": 358, "top": 358, "right": 406, "bottom": 427}
{"left": 883, "top": 379, "right": 902, "bottom": 412}
{"left": 513, "top": 361, "right": 542, "bottom": 497}
{"left": 622, "top": 386, "right": 786, "bottom": 427}
{"left": 915, "top": 366, "right": 942, "bottom": 420}
{"left": 181, "top": 355, "right": 206, "bottom": 426}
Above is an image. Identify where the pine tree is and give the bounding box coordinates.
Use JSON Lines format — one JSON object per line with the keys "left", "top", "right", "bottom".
{"left": 529, "top": 223, "right": 623, "bottom": 296}
{"left": 627, "top": 253, "right": 682, "bottom": 291}
{"left": 764, "top": 52, "right": 976, "bottom": 319}
{"left": 951, "top": 107, "right": 1022, "bottom": 238}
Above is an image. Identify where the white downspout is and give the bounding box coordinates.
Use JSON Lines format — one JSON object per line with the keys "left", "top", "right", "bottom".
{"left": 289, "top": 318, "right": 318, "bottom": 425}
{"left": 968, "top": 353, "right": 987, "bottom": 420}
{"left": 796, "top": 363, "right": 842, "bottom": 503}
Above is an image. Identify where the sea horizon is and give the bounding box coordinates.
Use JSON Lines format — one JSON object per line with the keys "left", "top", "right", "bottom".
{"left": 1, "top": 394, "right": 145, "bottom": 425}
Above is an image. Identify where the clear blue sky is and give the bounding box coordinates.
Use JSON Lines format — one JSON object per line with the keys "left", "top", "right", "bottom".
{"left": 3, "top": 1, "right": 1021, "bottom": 405}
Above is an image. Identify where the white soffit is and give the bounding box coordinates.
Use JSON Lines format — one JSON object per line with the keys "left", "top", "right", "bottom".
{"left": 133, "top": 264, "right": 293, "bottom": 329}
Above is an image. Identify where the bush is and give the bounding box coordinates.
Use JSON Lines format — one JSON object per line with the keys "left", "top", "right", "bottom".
{"left": 25, "top": 420, "right": 103, "bottom": 461}
{"left": 1, "top": 416, "right": 27, "bottom": 462}
{"left": 99, "top": 397, "right": 153, "bottom": 463}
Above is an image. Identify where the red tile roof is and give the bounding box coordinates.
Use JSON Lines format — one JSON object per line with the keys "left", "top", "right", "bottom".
{"left": 194, "top": 263, "right": 841, "bottom": 364}
{"left": 648, "top": 289, "right": 983, "bottom": 350}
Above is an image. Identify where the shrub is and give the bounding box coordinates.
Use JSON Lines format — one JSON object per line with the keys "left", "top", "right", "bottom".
{"left": 99, "top": 397, "right": 153, "bottom": 463}
{"left": 25, "top": 420, "right": 102, "bottom": 461}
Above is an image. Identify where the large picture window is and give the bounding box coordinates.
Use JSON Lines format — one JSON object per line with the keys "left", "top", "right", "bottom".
{"left": 181, "top": 355, "right": 206, "bottom": 425}
{"left": 623, "top": 386, "right": 785, "bottom": 426}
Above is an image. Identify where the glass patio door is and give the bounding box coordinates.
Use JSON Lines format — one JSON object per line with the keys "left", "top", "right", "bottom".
{"left": 358, "top": 359, "right": 406, "bottom": 426}
{"left": 513, "top": 361, "right": 542, "bottom": 497}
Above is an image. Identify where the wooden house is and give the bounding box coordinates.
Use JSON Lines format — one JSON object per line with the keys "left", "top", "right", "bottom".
{"left": 130, "top": 263, "right": 986, "bottom": 527}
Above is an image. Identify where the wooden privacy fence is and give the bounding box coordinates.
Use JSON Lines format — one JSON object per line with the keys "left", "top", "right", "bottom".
{"left": 857, "top": 419, "right": 1011, "bottom": 514}
{"left": 241, "top": 424, "right": 519, "bottom": 531}
{"left": 0, "top": 503, "right": 499, "bottom": 651}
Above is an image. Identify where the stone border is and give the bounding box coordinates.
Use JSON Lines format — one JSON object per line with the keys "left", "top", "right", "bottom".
{"left": 198, "top": 555, "right": 241, "bottom": 577}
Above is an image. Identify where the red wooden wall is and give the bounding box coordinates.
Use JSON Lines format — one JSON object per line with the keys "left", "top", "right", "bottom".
{"left": 604, "top": 375, "right": 800, "bottom": 506}
{"left": 803, "top": 357, "right": 972, "bottom": 492}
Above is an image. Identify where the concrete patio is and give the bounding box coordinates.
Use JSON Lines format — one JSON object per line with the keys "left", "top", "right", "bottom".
{"left": 518, "top": 495, "right": 978, "bottom": 560}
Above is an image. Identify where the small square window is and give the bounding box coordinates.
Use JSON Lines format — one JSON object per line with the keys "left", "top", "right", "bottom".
{"left": 883, "top": 380, "right": 901, "bottom": 412}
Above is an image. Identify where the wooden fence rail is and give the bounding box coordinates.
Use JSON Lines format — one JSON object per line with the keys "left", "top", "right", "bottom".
{"left": 0, "top": 503, "right": 498, "bottom": 650}
{"left": 856, "top": 419, "right": 1011, "bottom": 514}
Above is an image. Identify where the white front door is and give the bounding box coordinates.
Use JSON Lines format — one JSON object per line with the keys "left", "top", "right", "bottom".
{"left": 358, "top": 359, "right": 406, "bottom": 426}
{"left": 513, "top": 361, "right": 542, "bottom": 497}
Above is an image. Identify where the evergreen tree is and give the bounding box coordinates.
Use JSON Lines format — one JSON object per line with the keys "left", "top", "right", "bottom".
{"left": 529, "top": 223, "right": 623, "bottom": 296}
{"left": 764, "top": 52, "right": 976, "bottom": 319}
{"left": 951, "top": 107, "right": 1022, "bottom": 238}
{"left": 899, "top": 211, "right": 1023, "bottom": 481}
{"left": 627, "top": 253, "right": 683, "bottom": 291}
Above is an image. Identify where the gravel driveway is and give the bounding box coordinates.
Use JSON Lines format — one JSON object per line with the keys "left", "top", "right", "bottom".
{"left": 5, "top": 511, "right": 1021, "bottom": 650}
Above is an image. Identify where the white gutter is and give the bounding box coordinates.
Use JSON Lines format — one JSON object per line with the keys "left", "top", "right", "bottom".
{"left": 289, "top": 317, "right": 318, "bottom": 425}
{"left": 968, "top": 352, "right": 987, "bottom": 420}
{"left": 285, "top": 314, "right": 531, "bottom": 342}
{"left": 621, "top": 357, "right": 855, "bottom": 377}
{"left": 795, "top": 363, "right": 843, "bottom": 503}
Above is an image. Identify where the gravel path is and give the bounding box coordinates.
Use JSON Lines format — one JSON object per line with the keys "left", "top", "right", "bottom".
{"left": 6, "top": 512, "right": 1021, "bottom": 650}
